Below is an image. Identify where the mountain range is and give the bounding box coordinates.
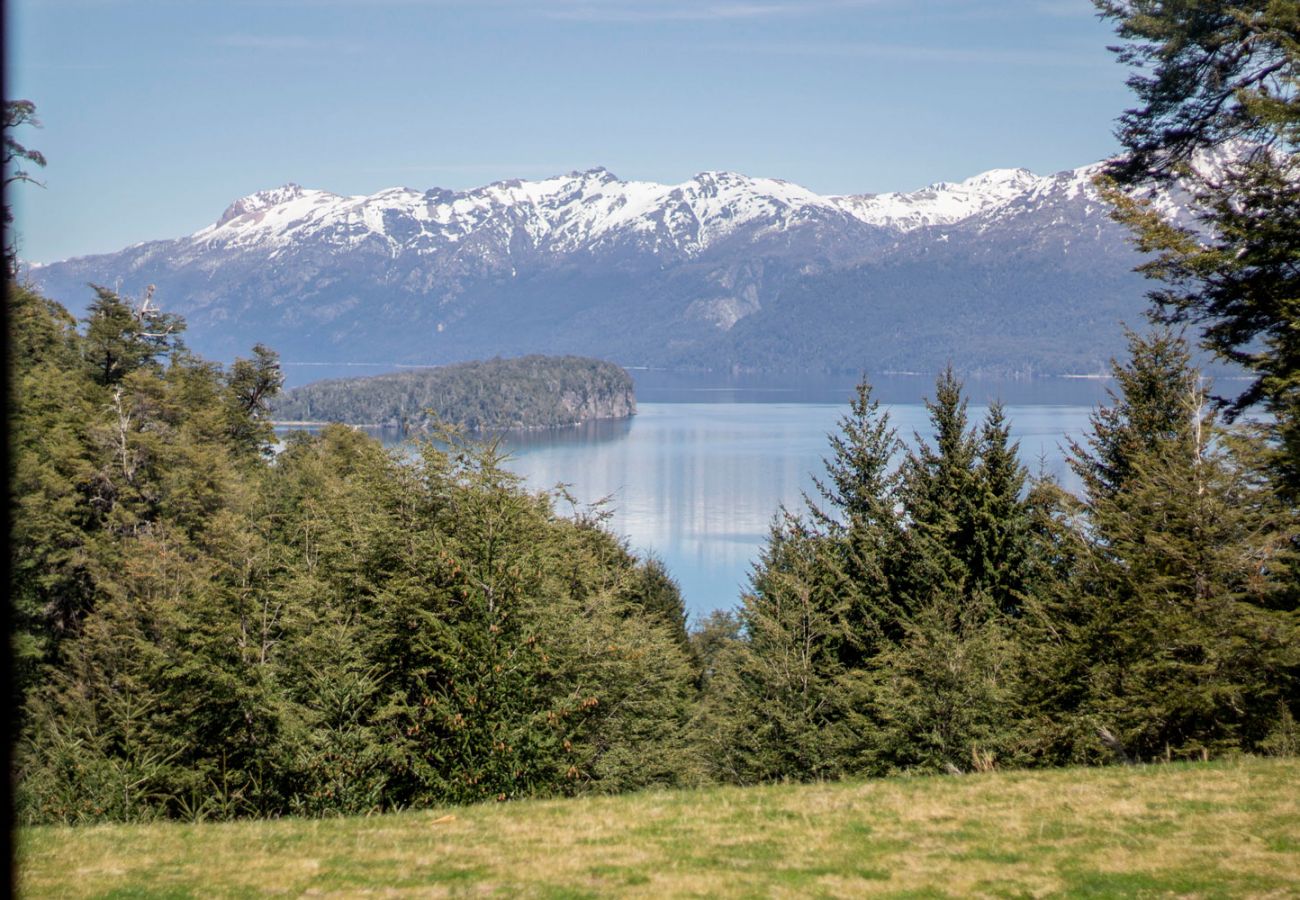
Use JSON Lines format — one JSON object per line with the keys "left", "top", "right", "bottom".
{"left": 28, "top": 161, "right": 1181, "bottom": 379}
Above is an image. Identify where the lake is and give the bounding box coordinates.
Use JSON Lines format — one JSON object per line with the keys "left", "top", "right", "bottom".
{"left": 280, "top": 372, "right": 1110, "bottom": 621}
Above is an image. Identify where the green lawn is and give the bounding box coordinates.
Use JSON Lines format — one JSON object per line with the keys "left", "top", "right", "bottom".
{"left": 16, "top": 757, "right": 1300, "bottom": 897}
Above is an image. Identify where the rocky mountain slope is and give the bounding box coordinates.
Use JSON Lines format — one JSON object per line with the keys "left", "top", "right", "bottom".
{"left": 30, "top": 161, "right": 1170, "bottom": 377}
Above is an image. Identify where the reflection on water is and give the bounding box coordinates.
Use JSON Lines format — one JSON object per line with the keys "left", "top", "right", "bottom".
{"left": 632, "top": 370, "right": 1115, "bottom": 408}
{"left": 490, "top": 415, "right": 634, "bottom": 453}
{"left": 277, "top": 379, "right": 1100, "bottom": 621}
{"left": 496, "top": 402, "right": 1092, "bottom": 619}
{"left": 278, "top": 415, "right": 634, "bottom": 456}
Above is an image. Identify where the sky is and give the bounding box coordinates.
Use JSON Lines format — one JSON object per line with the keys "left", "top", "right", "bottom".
{"left": 6, "top": 0, "right": 1135, "bottom": 264}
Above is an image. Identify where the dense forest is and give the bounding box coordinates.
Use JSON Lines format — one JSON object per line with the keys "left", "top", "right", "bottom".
{"left": 9, "top": 284, "right": 696, "bottom": 819}
{"left": 8, "top": 281, "right": 1297, "bottom": 823}
{"left": 270, "top": 356, "right": 636, "bottom": 431}
{"left": 7, "top": 0, "right": 1300, "bottom": 825}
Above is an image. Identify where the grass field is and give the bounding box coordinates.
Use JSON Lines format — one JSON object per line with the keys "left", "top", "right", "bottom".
{"left": 16, "top": 757, "right": 1300, "bottom": 897}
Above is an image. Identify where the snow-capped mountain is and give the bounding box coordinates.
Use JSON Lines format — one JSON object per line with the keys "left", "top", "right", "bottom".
{"left": 172, "top": 164, "right": 1088, "bottom": 260}
{"left": 197, "top": 169, "right": 847, "bottom": 258}
{"left": 29, "top": 161, "right": 1161, "bottom": 379}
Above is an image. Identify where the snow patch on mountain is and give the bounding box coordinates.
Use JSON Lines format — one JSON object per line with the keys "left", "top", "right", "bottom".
{"left": 187, "top": 163, "right": 1111, "bottom": 264}
{"left": 833, "top": 167, "right": 1041, "bottom": 231}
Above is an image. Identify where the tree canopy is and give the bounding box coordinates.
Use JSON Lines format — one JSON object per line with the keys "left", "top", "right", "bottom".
{"left": 4, "top": 99, "right": 47, "bottom": 275}
{"left": 1097, "top": 0, "right": 1300, "bottom": 496}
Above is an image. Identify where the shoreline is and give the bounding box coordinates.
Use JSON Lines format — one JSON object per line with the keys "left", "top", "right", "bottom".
{"left": 271, "top": 412, "right": 636, "bottom": 433}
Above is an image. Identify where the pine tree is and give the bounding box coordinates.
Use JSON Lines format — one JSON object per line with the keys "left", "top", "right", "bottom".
{"left": 856, "top": 599, "right": 1019, "bottom": 775}
{"left": 894, "top": 367, "right": 1033, "bottom": 620}
{"left": 1026, "top": 329, "right": 1299, "bottom": 763}
{"left": 624, "top": 555, "right": 692, "bottom": 658}
{"left": 895, "top": 366, "right": 983, "bottom": 613}
{"left": 856, "top": 368, "right": 1030, "bottom": 773}
{"left": 1067, "top": 327, "right": 1199, "bottom": 500}
{"left": 696, "top": 512, "right": 849, "bottom": 784}
{"left": 970, "top": 401, "right": 1031, "bottom": 617}
{"left": 1096, "top": 0, "right": 1300, "bottom": 497}
{"left": 808, "top": 378, "right": 905, "bottom": 664}
{"left": 699, "top": 377, "right": 911, "bottom": 782}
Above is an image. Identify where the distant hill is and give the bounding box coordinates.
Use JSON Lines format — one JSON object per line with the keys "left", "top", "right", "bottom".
{"left": 271, "top": 355, "right": 635, "bottom": 431}
{"left": 28, "top": 158, "right": 1223, "bottom": 376}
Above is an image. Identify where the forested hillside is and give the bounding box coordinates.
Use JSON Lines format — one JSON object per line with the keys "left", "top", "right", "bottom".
{"left": 8, "top": 0, "right": 1300, "bottom": 825}
{"left": 9, "top": 284, "right": 695, "bottom": 821}
{"left": 270, "top": 355, "right": 635, "bottom": 430}
{"left": 694, "top": 343, "right": 1296, "bottom": 781}
{"left": 9, "top": 280, "right": 1297, "bottom": 825}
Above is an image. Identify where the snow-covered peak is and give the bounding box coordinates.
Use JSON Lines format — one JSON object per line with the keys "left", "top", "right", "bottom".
{"left": 682, "top": 171, "right": 829, "bottom": 207}
{"left": 1019, "top": 162, "right": 1107, "bottom": 202}
{"left": 207, "top": 184, "right": 347, "bottom": 241}
{"left": 833, "top": 166, "right": 1049, "bottom": 231}
{"left": 189, "top": 162, "right": 1113, "bottom": 258}
{"left": 216, "top": 184, "right": 317, "bottom": 226}
{"left": 958, "top": 167, "right": 1040, "bottom": 193}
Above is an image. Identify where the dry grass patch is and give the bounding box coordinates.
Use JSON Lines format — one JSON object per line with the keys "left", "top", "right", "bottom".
{"left": 16, "top": 757, "right": 1300, "bottom": 897}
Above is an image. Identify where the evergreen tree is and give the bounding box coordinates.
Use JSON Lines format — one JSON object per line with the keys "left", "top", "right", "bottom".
{"left": 4, "top": 99, "right": 46, "bottom": 275}
{"left": 1066, "top": 327, "right": 1200, "bottom": 500}
{"left": 855, "top": 599, "right": 1019, "bottom": 775}
{"left": 625, "top": 555, "right": 692, "bottom": 658}
{"left": 1096, "top": 0, "right": 1297, "bottom": 180}
{"left": 1096, "top": 0, "right": 1300, "bottom": 496}
{"left": 856, "top": 369, "right": 1030, "bottom": 774}
{"left": 224, "top": 343, "right": 283, "bottom": 459}
{"left": 812, "top": 379, "right": 902, "bottom": 532}
{"left": 971, "top": 402, "right": 1031, "bottom": 616}
{"left": 808, "top": 378, "right": 905, "bottom": 664}
{"left": 258, "top": 425, "right": 700, "bottom": 810}
{"left": 698, "top": 377, "right": 909, "bottom": 782}
{"left": 895, "top": 367, "right": 1033, "bottom": 621}
{"left": 9, "top": 286, "right": 101, "bottom": 701}
{"left": 895, "top": 367, "right": 983, "bottom": 613}
{"left": 1025, "top": 329, "right": 1299, "bottom": 763}
{"left": 688, "top": 609, "right": 742, "bottom": 690}
{"left": 696, "top": 512, "right": 849, "bottom": 784}
{"left": 81, "top": 287, "right": 185, "bottom": 387}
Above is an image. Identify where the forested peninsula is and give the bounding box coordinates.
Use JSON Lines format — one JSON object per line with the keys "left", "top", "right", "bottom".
{"left": 270, "top": 356, "right": 635, "bottom": 431}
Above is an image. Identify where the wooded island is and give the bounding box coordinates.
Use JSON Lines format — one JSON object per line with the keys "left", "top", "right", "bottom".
{"left": 271, "top": 355, "right": 635, "bottom": 431}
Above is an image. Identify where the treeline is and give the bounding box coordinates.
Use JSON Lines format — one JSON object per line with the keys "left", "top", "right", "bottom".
{"left": 10, "top": 280, "right": 1298, "bottom": 825}
{"left": 11, "top": 0, "right": 1300, "bottom": 827}
{"left": 696, "top": 336, "right": 1297, "bottom": 780}
{"left": 270, "top": 356, "right": 635, "bottom": 431}
{"left": 10, "top": 285, "right": 695, "bottom": 821}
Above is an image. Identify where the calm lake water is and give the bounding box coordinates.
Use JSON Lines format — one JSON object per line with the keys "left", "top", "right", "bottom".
{"left": 279, "top": 372, "right": 1112, "bottom": 620}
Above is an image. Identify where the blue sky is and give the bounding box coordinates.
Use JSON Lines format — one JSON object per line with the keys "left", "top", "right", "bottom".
{"left": 7, "top": 0, "right": 1133, "bottom": 264}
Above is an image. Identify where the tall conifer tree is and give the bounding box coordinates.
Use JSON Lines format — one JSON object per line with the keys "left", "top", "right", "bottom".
{"left": 1096, "top": 0, "right": 1300, "bottom": 497}
{"left": 1026, "top": 329, "right": 1298, "bottom": 763}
